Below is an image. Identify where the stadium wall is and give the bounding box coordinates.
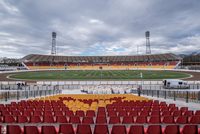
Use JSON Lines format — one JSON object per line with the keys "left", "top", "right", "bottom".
{"left": 1, "top": 68, "right": 200, "bottom": 74}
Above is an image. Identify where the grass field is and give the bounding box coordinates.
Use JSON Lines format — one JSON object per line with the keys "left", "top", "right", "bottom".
{"left": 8, "top": 70, "right": 191, "bottom": 80}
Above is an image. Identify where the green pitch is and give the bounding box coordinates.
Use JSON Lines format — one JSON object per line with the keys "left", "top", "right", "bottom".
{"left": 8, "top": 70, "right": 191, "bottom": 80}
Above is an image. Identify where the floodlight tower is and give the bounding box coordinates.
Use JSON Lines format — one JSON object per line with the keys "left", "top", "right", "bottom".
{"left": 145, "top": 31, "right": 151, "bottom": 54}
{"left": 51, "top": 32, "right": 57, "bottom": 55}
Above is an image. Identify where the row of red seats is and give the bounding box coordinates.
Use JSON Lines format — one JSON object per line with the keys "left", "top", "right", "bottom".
{"left": 1, "top": 99, "right": 174, "bottom": 108}
{"left": 105, "top": 104, "right": 188, "bottom": 111}
{"left": 0, "top": 102, "right": 193, "bottom": 114}
{"left": 1, "top": 106, "right": 189, "bottom": 113}
{"left": 97, "top": 109, "right": 198, "bottom": 117}
{"left": 0, "top": 104, "right": 65, "bottom": 109}
{"left": 105, "top": 105, "right": 188, "bottom": 111}
{"left": 107, "top": 101, "right": 168, "bottom": 106}
{"left": 1, "top": 100, "right": 188, "bottom": 113}
{"left": 1, "top": 115, "right": 200, "bottom": 124}
{"left": 2, "top": 124, "right": 199, "bottom": 134}
{"left": 1, "top": 108, "right": 199, "bottom": 118}
{"left": 2, "top": 104, "right": 174, "bottom": 110}
{"left": 0, "top": 106, "right": 69, "bottom": 112}
{"left": 1, "top": 109, "right": 194, "bottom": 120}
{"left": 2, "top": 103, "right": 177, "bottom": 112}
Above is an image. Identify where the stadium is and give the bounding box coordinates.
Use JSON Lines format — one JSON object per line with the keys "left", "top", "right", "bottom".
{"left": 1, "top": 1, "right": 200, "bottom": 134}
{"left": 4, "top": 53, "right": 190, "bottom": 80}
{"left": 1, "top": 51, "right": 200, "bottom": 134}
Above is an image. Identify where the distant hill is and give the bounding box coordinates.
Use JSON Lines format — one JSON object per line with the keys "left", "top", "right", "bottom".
{"left": 178, "top": 54, "right": 187, "bottom": 58}
{"left": 190, "top": 50, "right": 200, "bottom": 55}
{"left": 178, "top": 50, "right": 200, "bottom": 58}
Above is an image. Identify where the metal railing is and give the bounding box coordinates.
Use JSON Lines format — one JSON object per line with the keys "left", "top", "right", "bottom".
{"left": 139, "top": 89, "right": 200, "bottom": 103}
{"left": 0, "top": 85, "right": 62, "bottom": 102}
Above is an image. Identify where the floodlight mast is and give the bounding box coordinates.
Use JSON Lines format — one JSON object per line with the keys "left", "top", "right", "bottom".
{"left": 145, "top": 31, "right": 151, "bottom": 54}
{"left": 51, "top": 32, "right": 57, "bottom": 55}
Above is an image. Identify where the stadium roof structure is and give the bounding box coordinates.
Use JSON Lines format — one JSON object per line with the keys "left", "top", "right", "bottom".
{"left": 183, "top": 54, "right": 200, "bottom": 65}
{"left": 22, "top": 53, "right": 181, "bottom": 63}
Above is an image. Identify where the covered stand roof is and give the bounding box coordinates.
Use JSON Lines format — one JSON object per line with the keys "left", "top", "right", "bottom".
{"left": 22, "top": 53, "right": 181, "bottom": 63}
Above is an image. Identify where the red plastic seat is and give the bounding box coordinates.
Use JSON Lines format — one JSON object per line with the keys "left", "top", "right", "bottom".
{"left": 17, "top": 115, "right": 29, "bottom": 123}
{"left": 56, "top": 116, "right": 68, "bottom": 123}
{"left": 139, "top": 111, "right": 149, "bottom": 116}
{"left": 146, "top": 125, "right": 162, "bottom": 134}
{"left": 128, "top": 125, "right": 144, "bottom": 134}
{"left": 23, "top": 110, "right": 33, "bottom": 116}
{"left": 44, "top": 111, "right": 54, "bottom": 116}
{"left": 124, "top": 107, "right": 132, "bottom": 112}
{"left": 59, "top": 124, "right": 75, "bottom": 134}
{"left": 108, "top": 111, "right": 117, "bottom": 117}
{"left": 122, "top": 116, "right": 134, "bottom": 124}
{"left": 180, "top": 107, "right": 188, "bottom": 112}
{"left": 111, "top": 125, "right": 127, "bottom": 134}
{"left": 96, "top": 116, "right": 107, "bottom": 124}
{"left": 142, "top": 108, "right": 150, "bottom": 112}
{"left": 76, "top": 110, "right": 85, "bottom": 117}
{"left": 161, "top": 111, "right": 171, "bottom": 116}
{"left": 109, "top": 116, "right": 121, "bottom": 124}
{"left": 150, "top": 111, "right": 160, "bottom": 116}
{"left": 7, "top": 125, "right": 22, "bottom": 134}
{"left": 164, "top": 125, "right": 180, "bottom": 134}
{"left": 118, "top": 111, "right": 128, "bottom": 117}
{"left": 0, "top": 116, "right": 3, "bottom": 123}
{"left": 94, "top": 125, "right": 109, "bottom": 134}
{"left": 82, "top": 117, "right": 94, "bottom": 124}
{"left": 129, "top": 111, "right": 138, "bottom": 116}
{"left": 30, "top": 116, "right": 42, "bottom": 123}
{"left": 183, "top": 110, "right": 193, "bottom": 116}
{"left": 151, "top": 107, "right": 160, "bottom": 111}
{"left": 169, "top": 104, "right": 176, "bottom": 108}
{"left": 54, "top": 111, "right": 64, "bottom": 116}
{"left": 176, "top": 116, "right": 188, "bottom": 124}
{"left": 44, "top": 107, "right": 52, "bottom": 111}
{"left": 97, "top": 112, "right": 106, "bottom": 117}
{"left": 2, "top": 110, "right": 11, "bottom": 116}
{"left": 115, "top": 107, "right": 124, "bottom": 112}
{"left": 195, "top": 110, "right": 200, "bottom": 115}
{"left": 86, "top": 110, "right": 95, "bottom": 117}
{"left": 181, "top": 125, "right": 198, "bottom": 134}
{"left": 44, "top": 116, "right": 55, "bottom": 123}
{"left": 160, "top": 107, "right": 168, "bottom": 111}
{"left": 170, "top": 107, "right": 178, "bottom": 112}
{"left": 189, "top": 115, "right": 200, "bottom": 124}
{"left": 12, "top": 111, "right": 21, "bottom": 116}
{"left": 162, "top": 116, "right": 174, "bottom": 124}
{"left": 77, "top": 124, "right": 92, "bottom": 134}
{"left": 33, "top": 111, "right": 43, "bottom": 116}
{"left": 98, "top": 107, "right": 106, "bottom": 112}
{"left": 65, "top": 110, "right": 74, "bottom": 116}
{"left": 41, "top": 126, "right": 57, "bottom": 134}
{"left": 4, "top": 115, "right": 16, "bottom": 123}
{"left": 69, "top": 116, "right": 81, "bottom": 123}
{"left": 148, "top": 116, "right": 160, "bottom": 124}
{"left": 24, "top": 126, "right": 40, "bottom": 134}
{"left": 135, "top": 116, "right": 147, "bottom": 124}
{"left": 62, "top": 107, "right": 69, "bottom": 112}
{"left": 172, "top": 111, "right": 182, "bottom": 117}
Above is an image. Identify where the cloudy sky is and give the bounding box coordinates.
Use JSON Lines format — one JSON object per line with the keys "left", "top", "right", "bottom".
{"left": 0, "top": 0, "right": 200, "bottom": 58}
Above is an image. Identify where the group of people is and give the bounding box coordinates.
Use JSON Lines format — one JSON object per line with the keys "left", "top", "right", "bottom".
{"left": 17, "top": 82, "right": 27, "bottom": 89}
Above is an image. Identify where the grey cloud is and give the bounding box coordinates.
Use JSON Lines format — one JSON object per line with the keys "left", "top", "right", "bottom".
{"left": 0, "top": 0, "right": 200, "bottom": 58}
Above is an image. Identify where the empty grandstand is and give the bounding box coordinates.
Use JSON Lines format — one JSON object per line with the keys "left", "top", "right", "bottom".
{"left": 1, "top": 94, "right": 200, "bottom": 134}
{"left": 182, "top": 54, "right": 200, "bottom": 70}
{"left": 22, "top": 53, "right": 181, "bottom": 70}
{"left": 0, "top": 58, "right": 23, "bottom": 71}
